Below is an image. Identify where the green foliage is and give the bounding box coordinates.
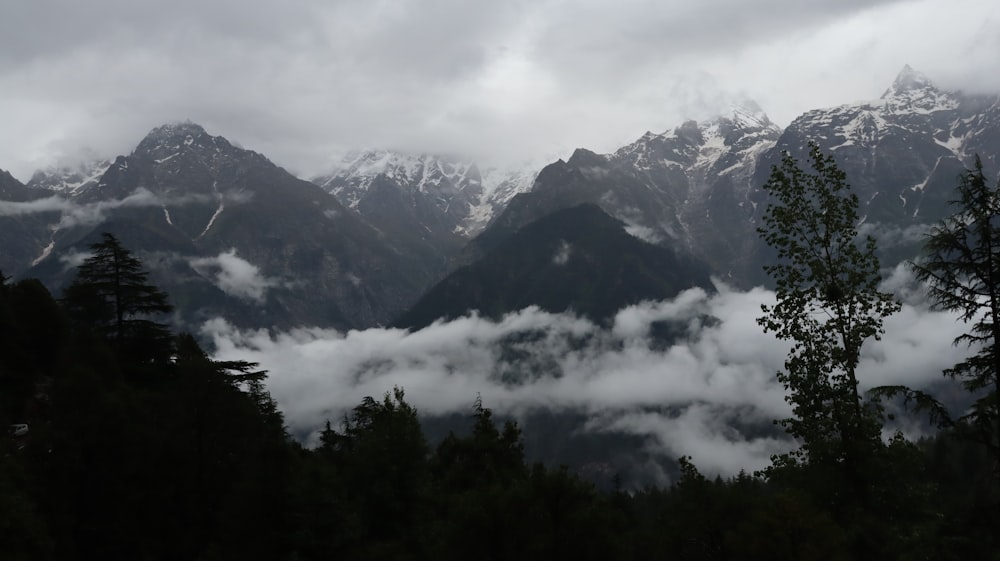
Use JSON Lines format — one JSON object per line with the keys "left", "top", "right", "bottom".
{"left": 912, "top": 155, "right": 1000, "bottom": 472}
{"left": 753, "top": 145, "right": 959, "bottom": 558}
{"left": 757, "top": 143, "right": 899, "bottom": 472}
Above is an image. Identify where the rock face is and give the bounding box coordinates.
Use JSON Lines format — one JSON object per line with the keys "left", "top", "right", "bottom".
{"left": 394, "top": 203, "right": 714, "bottom": 329}
{"left": 464, "top": 102, "right": 782, "bottom": 285}
{"left": 8, "top": 123, "right": 448, "bottom": 330}
{"left": 461, "top": 68, "right": 1000, "bottom": 291}
{"left": 26, "top": 155, "right": 111, "bottom": 197}
{"left": 2, "top": 67, "right": 999, "bottom": 330}
{"left": 0, "top": 169, "right": 58, "bottom": 276}
{"left": 751, "top": 66, "right": 1000, "bottom": 268}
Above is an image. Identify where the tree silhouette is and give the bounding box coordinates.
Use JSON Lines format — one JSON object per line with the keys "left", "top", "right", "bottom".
{"left": 913, "top": 155, "right": 1000, "bottom": 482}
{"left": 756, "top": 144, "right": 916, "bottom": 557}
{"left": 757, "top": 144, "right": 899, "bottom": 475}
{"left": 62, "top": 232, "right": 174, "bottom": 365}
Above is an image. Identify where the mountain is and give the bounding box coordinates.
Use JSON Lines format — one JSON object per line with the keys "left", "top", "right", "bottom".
{"left": 14, "top": 123, "right": 448, "bottom": 330}
{"left": 26, "top": 154, "right": 111, "bottom": 196}
{"left": 753, "top": 65, "right": 1000, "bottom": 264}
{"left": 1, "top": 168, "right": 42, "bottom": 202}
{"left": 3, "top": 67, "right": 998, "bottom": 330}
{"left": 312, "top": 151, "right": 537, "bottom": 247}
{"left": 463, "top": 68, "right": 1000, "bottom": 290}
{"left": 0, "top": 169, "right": 58, "bottom": 276}
{"left": 394, "top": 203, "right": 713, "bottom": 330}
{"left": 464, "top": 102, "right": 781, "bottom": 284}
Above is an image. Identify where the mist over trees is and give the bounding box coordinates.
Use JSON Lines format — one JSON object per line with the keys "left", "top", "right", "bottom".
{"left": 3, "top": 149, "right": 1000, "bottom": 561}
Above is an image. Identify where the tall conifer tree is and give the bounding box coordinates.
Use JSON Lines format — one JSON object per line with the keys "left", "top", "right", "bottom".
{"left": 913, "top": 155, "right": 1000, "bottom": 481}
{"left": 62, "top": 232, "right": 174, "bottom": 365}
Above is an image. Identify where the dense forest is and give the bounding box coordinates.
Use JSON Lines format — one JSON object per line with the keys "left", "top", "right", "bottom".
{"left": 3, "top": 154, "right": 1000, "bottom": 560}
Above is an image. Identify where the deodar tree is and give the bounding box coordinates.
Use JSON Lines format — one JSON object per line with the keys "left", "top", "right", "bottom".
{"left": 62, "top": 232, "right": 174, "bottom": 365}
{"left": 913, "top": 155, "right": 1000, "bottom": 480}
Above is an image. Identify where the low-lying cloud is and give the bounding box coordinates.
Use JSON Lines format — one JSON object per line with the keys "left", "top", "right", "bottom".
{"left": 205, "top": 279, "right": 970, "bottom": 478}
{"left": 190, "top": 249, "right": 278, "bottom": 303}
{"left": 0, "top": 188, "right": 212, "bottom": 229}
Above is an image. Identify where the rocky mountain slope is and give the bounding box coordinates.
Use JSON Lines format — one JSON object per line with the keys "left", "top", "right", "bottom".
{"left": 8, "top": 123, "right": 448, "bottom": 329}
{"left": 756, "top": 65, "right": 1000, "bottom": 236}
{"left": 467, "top": 68, "right": 1000, "bottom": 289}
{"left": 394, "top": 203, "right": 713, "bottom": 330}
{"left": 465, "top": 101, "right": 781, "bottom": 284}
{"left": 3, "top": 67, "right": 998, "bottom": 330}
{"left": 26, "top": 155, "right": 111, "bottom": 196}
{"left": 0, "top": 170, "right": 57, "bottom": 276}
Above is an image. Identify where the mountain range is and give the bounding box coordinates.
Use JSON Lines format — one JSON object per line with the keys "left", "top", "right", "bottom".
{"left": 4, "top": 123, "right": 449, "bottom": 330}
{"left": 1, "top": 66, "right": 998, "bottom": 332}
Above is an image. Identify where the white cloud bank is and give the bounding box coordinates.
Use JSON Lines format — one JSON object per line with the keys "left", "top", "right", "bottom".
{"left": 190, "top": 249, "right": 278, "bottom": 303}
{"left": 0, "top": 188, "right": 211, "bottom": 229}
{"left": 205, "top": 280, "right": 971, "bottom": 477}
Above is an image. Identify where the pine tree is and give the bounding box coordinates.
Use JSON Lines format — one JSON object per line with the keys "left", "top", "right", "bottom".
{"left": 913, "top": 155, "right": 1000, "bottom": 482}
{"left": 62, "top": 232, "right": 174, "bottom": 365}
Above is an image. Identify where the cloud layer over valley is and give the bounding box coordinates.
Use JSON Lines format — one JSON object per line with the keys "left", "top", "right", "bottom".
{"left": 206, "top": 276, "right": 970, "bottom": 478}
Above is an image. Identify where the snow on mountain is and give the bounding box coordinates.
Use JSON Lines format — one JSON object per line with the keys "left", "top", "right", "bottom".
{"left": 768, "top": 65, "right": 1000, "bottom": 227}
{"left": 612, "top": 101, "right": 781, "bottom": 175}
{"left": 465, "top": 164, "right": 539, "bottom": 235}
{"left": 312, "top": 151, "right": 537, "bottom": 238}
{"left": 787, "top": 65, "right": 973, "bottom": 158}
{"left": 471, "top": 100, "right": 783, "bottom": 285}
{"left": 880, "top": 64, "right": 959, "bottom": 114}
{"left": 314, "top": 151, "right": 479, "bottom": 210}
{"left": 26, "top": 154, "right": 111, "bottom": 197}
{"left": 608, "top": 100, "right": 782, "bottom": 213}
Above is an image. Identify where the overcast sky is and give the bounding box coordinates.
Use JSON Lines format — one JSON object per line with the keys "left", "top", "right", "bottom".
{"left": 2, "top": 0, "right": 998, "bottom": 181}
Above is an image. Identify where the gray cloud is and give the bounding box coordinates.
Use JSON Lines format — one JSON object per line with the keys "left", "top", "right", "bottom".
{"left": 58, "top": 250, "right": 92, "bottom": 270}
{"left": 190, "top": 249, "right": 279, "bottom": 303}
{"left": 0, "top": 188, "right": 211, "bottom": 229}
{"left": 205, "top": 281, "right": 969, "bottom": 478}
{"left": 1, "top": 0, "right": 997, "bottom": 181}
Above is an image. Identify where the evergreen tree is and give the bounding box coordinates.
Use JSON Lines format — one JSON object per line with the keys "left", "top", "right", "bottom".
{"left": 318, "top": 387, "right": 431, "bottom": 559}
{"left": 912, "top": 155, "right": 1000, "bottom": 484}
{"left": 62, "top": 232, "right": 174, "bottom": 365}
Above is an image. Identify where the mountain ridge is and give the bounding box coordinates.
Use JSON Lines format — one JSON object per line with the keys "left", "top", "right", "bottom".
{"left": 8, "top": 123, "right": 451, "bottom": 330}
{"left": 2, "top": 66, "right": 999, "bottom": 329}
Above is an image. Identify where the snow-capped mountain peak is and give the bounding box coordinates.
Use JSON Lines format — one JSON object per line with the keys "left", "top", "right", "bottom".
{"left": 319, "top": 150, "right": 481, "bottom": 196}
{"left": 789, "top": 65, "right": 966, "bottom": 155}
{"left": 769, "top": 66, "right": 1000, "bottom": 231}
{"left": 883, "top": 64, "right": 933, "bottom": 97}
{"left": 26, "top": 154, "right": 112, "bottom": 197}
{"left": 611, "top": 100, "right": 781, "bottom": 175}
{"left": 725, "top": 99, "right": 775, "bottom": 131}
{"left": 312, "top": 150, "right": 537, "bottom": 238}
{"left": 879, "top": 65, "right": 958, "bottom": 115}
{"left": 139, "top": 121, "right": 207, "bottom": 147}
{"left": 130, "top": 121, "right": 265, "bottom": 169}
